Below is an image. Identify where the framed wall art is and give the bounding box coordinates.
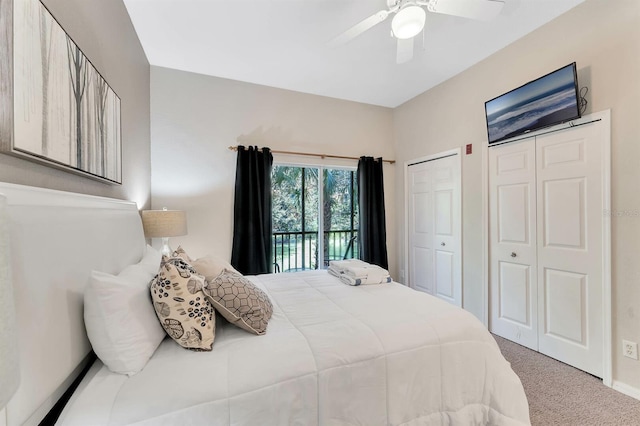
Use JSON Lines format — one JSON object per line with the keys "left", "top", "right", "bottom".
{"left": 0, "top": 0, "right": 122, "bottom": 184}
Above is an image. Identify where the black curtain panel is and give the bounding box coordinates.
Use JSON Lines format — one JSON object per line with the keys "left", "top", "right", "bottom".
{"left": 357, "top": 156, "right": 389, "bottom": 269}
{"left": 231, "top": 146, "right": 273, "bottom": 275}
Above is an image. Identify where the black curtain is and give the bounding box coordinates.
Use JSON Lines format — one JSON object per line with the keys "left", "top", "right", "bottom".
{"left": 357, "top": 156, "right": 388, "bottom": 269}
{"left": 231, "top": 146, "right": 273, "bottom": 275}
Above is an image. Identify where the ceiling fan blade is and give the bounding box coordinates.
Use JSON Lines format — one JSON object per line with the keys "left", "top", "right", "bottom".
{"left": 428, "top": 0, "right": 505, "bottom": 21}
{"left": 328, "top": 10, "right": 390, "bottom": 48}
{"left": 396, "top": 37, "right": 414, "bottom": 64}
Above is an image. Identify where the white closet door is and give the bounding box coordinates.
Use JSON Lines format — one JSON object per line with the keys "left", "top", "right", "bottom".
{"left": 536, "top": 124, "right": 603, "bottom": 377}
{"left": 489, "top": 139, "right": 539, "bottom": 350}
{"left": 408, "top": 154, "right": 462, "bottom": 306}
{"left": 408, "top": 161, "right": 434, "bottom": 294}
{"left": 432, "top": 155, "right": 461, "bottom": 306}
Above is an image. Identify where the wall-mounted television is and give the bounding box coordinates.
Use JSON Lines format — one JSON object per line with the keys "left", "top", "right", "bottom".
{"left": 485, "top": 62, "right": 581, "bottom": 145}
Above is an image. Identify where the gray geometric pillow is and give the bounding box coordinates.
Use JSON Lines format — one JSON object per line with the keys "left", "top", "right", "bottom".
{"left": 203, "top": 269, "right": 273, "bottom": 335}
{"left": 150, "top": 256, "right": 215, "bottom": 351}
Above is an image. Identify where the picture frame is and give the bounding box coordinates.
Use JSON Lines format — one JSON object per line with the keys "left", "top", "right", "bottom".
{"left": 0, "top": 0, "right": 122, "bottom": 184}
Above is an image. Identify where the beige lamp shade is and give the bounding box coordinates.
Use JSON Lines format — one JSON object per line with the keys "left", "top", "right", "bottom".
{"left": 141, "top": 210, "right": 187, "bottom": 238}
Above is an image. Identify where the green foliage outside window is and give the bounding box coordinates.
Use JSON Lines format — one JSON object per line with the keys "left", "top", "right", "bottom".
{"left": 272, "top": 165, "right": 359, "bottom": 271}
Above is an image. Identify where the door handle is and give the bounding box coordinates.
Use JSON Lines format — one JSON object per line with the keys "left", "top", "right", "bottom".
{"left": 511, "top": 252, "right": 517, "bottom": 258}
{"left": 441, "top": 242, "right": 445, "bottom": 246}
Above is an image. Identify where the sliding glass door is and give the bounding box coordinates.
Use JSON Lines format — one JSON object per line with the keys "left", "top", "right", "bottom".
{"left": 272, "top": 165, "right": 358, "bottom": 272}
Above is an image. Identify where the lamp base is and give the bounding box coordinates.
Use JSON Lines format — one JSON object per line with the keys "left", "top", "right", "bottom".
{"left": 160, "top": 237, "right": 173, "bottom": 257}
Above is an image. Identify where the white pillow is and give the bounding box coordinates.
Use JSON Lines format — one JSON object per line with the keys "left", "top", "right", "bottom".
{"left": 190, "top": 255, "right": 239, "bottom": 282}
{"left": 172, "top": 246, "right": 239, "bottom": 282}
{"left": 84, "top": 245, "right": 164, "bottom": 375}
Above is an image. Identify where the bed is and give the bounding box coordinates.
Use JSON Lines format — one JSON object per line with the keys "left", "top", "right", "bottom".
{"left": 0, "top": 183, "right": 530, "bottom": 426}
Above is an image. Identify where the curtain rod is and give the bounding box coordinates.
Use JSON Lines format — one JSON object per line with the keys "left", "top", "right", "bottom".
{"left": 228, "top": 146, "right": 395, "bottom": 164}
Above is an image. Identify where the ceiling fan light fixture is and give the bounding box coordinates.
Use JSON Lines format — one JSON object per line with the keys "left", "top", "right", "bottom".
{"left": 391, "top": 5, "right": 426, "bottom": 39}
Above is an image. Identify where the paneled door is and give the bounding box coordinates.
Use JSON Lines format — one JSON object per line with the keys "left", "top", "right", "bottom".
{"left": 489, "top": 117, "right": 607, "bottom": 377}
{"left": 408, "top": 161, "right": 433, "bottom": 295}
{"left": 408, "top": 153, "right": 461, "bottom": 306}
{"left": 536, "top": 125, "right": 604, "bottom": 377}
{"left": 489, "top": 139, "right": 539, "bottom": 350}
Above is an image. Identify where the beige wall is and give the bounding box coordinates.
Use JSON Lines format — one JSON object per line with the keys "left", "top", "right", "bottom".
{"left": 393, "top": 0, "right": 640, "bottom": 390}
{"left": 0, "top": 0, "right": 151, "bottom": 209}
{"left": 150, "top": 66, "right": 397, "bottom": 276}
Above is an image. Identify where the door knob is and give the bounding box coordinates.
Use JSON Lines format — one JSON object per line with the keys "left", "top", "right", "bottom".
{"left": 511, "top": 252, "right": 517, "bottom": 258}
{"left": 441, "top": 242, "right": 446, "bottom": 246}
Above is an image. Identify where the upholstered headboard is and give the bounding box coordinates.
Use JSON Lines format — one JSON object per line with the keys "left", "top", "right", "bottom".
{"left": 0, "top": 183, "right": 146, "bottom": 426}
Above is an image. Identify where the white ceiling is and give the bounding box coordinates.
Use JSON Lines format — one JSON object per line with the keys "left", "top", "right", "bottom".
{"left": 123, "top": 0, "right": 584, "bottom": 108}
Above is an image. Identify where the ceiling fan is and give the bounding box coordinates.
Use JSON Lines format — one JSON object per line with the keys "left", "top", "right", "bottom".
{"left": 329, "top": 0, "right": 506, "bottom": 64}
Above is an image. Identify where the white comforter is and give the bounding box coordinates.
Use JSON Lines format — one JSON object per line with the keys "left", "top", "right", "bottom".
{"left": 59, "top": 271, "right": 530, "bottom": 425}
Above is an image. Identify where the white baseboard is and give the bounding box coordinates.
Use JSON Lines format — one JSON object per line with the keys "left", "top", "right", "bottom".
{"left": 612, "top": 380, "right": 640, "bottom": 401}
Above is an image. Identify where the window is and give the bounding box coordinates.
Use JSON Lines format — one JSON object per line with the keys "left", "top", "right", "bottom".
{"left": 272, "top": 165, "right": 358, "bottom": 272}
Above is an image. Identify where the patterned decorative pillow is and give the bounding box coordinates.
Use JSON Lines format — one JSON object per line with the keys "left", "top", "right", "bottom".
{"left": 172, "top": 246, "right": 194, "bottom": 262}
{"left": 150, "top": 257, "right": 215, "bottom": 351}
{"left": 203, "top": 270, "right": 273, "bottom": 335}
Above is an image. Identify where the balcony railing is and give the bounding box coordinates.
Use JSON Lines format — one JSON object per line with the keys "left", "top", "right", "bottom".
{"left": 273, "top": 229, "right": 359, "bottom": 273}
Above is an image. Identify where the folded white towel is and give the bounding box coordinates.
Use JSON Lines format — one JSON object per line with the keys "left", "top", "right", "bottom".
{"left": 328, "top": 267, "right": 342, "bottom": 278}
{"left": 328, "top": 260, "right": 392, "bottom": 285}
{"left": 344, "top": 266, "right": 389, "bottom": 281}
{"left": 328, "top": 259, "right": 368, "bottom": 273}
{"left": 339, "top": 274, "right": 392, "bottom": 286}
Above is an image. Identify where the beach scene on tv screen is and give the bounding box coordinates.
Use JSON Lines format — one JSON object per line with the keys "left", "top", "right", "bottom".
{"left": 486, "top": 65, "right": 579, "bottom": 143}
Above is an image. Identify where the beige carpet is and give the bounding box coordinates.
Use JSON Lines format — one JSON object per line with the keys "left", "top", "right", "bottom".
{"left": 494, "top": 335, "right": 640, "bottom": 425}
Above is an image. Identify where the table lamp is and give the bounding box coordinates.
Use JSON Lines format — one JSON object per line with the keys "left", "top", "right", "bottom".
{"left": 141, "top": 208, "right": 187, "bottom": 256}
